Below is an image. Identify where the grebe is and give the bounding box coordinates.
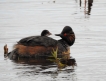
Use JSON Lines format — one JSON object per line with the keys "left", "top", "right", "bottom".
{"left": 6, "top": 26, "right": 75, "bottom": 60}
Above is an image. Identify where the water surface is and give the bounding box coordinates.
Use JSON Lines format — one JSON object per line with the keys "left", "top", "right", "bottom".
{"left": 0, "top": 0, "right": 106, "bottom": 81}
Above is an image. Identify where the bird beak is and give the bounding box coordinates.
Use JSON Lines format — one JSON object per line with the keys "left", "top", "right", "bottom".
{"left": 55, "top": 34, "right": 62, "bottom": 36}
{"left": 49, "top": 32, "right": 52, "bottom": 35}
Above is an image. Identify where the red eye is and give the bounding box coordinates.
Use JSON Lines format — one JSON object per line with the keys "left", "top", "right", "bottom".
{"left": 64, "top": 33, "right": 67, "bottom": 36}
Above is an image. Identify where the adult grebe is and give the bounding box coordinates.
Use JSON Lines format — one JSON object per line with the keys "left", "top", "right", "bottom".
{"left": 6, "top": 26, "right": 75, "bottom": 60}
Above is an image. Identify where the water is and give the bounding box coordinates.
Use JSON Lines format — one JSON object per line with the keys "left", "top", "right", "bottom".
{"left": 0, "top": 0, "right": 106, "bottom": 81}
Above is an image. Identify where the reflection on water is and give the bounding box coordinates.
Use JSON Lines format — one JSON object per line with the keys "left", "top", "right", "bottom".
{"left": 13, "top": 58, "right": 54, "bottom": 65}
{"left": 80, "top": 0, "right": 93, "bottom": 15}
{"left": 14, "top": 63, "right": 76, "bottom": 81}
{"left": 2, "top": 58, "right": 77, "bottom": 81}
{"left": 88, "top": 0, "right": 93, "bottom": 15}
{"left": 10, "top": 58, "right": 77, "bottom": 81}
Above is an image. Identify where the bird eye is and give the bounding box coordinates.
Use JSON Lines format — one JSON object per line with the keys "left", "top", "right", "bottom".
{"left": 64, "top": 33, "right": 67, "bottom": 36}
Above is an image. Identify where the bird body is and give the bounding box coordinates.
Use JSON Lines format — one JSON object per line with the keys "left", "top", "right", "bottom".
{"left": 6, "top": 26, "right": 75, "bottom": 60}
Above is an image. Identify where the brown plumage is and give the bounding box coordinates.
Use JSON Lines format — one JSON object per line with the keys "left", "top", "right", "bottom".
{"left": 15, "top": 44, "right": 57, "bottom": 56}
{"left": 7, "top": 26, "right": 75, "bottom": 60}
{"left": 4, "top": 44, "right": 8, "bottom": 54}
